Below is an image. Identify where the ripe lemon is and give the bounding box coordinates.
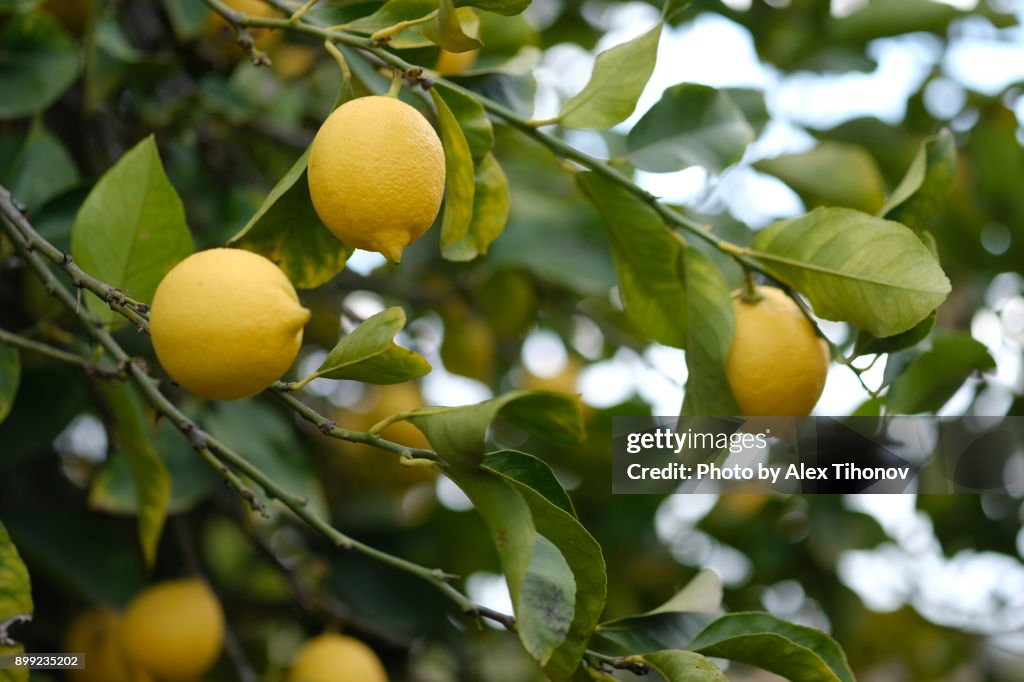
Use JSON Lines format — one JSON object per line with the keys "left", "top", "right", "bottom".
{"left": 307, "top": 96, "right": 445, "bottom": 263}
{"left": 117, "top": 579, "right": 225, "bottom": 682}
{"left": 149, "top": 248, "right": 310, "bottom": 401}
{"left": 287, "top": 634, "right": 388, "bottom": 682}
{"left": 64, "top": 608, "right": 139, "bottom": 682}
{"left": 726, "top": 286, "right": 829, "bottom": 416}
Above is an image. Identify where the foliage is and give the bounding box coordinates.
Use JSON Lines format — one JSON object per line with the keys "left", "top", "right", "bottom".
{"left": 0, "top": 0, "right": 1020, "bottom": 680}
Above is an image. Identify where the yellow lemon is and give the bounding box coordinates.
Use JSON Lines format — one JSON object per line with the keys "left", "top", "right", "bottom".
{"left": 64, "top": 608, "right": 138, "bottom": 682}
{"left": 117, "top": 579, "right": 225, "bottom": 682}
{"left": 149, "top": 248, "right": 310, "bottom": 400}
{"left": 435, "top": 49, "right": 479, "bottom": 75}
{"left": 287, "top": 634, "right": 388, "bottom": 682}
{"left": 307, "top": 96, "right": 445, "bottom": 263}
{"left": 726, "top": 286, "right": 829, "bottom": 416}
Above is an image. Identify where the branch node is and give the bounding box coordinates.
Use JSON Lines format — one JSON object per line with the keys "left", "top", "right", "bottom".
{"left": 317, "top": 420, "right": 337, "bottom": 435}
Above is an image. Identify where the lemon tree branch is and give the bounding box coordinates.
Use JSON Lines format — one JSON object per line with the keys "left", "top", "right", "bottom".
{"left": 0, "top": 185, "right": 511, "bottom": 631}
{"left": 0, "top": 326, "right": 124, "bottom": 379}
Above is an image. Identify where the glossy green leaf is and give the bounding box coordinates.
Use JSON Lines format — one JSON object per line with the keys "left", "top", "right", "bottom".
{"left": 418, "top": 0, "right": 482, "bottom": 52}
{"left": 0, "top": 120, "right": 79, "bottom": 212}
{"left": 455, "top": 0, "right": 530, "bottom": 16}
{"left": 71, "top": 135, "right": 194, "bottom": 325}
{"left": 681, "top": 248, "right": 741, "bottom": 416}
{"left": 346, "top": 0, "right": 436, "bottom": 34}
{"left": 431, "top": 88, "right": 477, "bottom": 256}
{"left": 652, "top": 569, "right": 722, "bottom": 615}
{"left": 639, "top": 650, "right": 727, "bottom": 681}
{"left": 302, "top": 307, "right": 431, "bottom": 385}
{"left": 576, "top": 172, "right": 687, "bottom": 348}
{"left": 433, "top": 83, "right": 494, "bottom": 162}
{"left": 881, "top": 128, "right": 956, "bottom": 230}
{"left": 483, "top": 450, "right": 575, "bottom": 517}
{"left": 755, "top": 142, "right": 887, "bottom": 213}
{"left": 229, "top": 149, "right": 350, "bottom": 289}
{"left": 89, "top": 422, "right": 218, "bottom": 515}
{"left": 444, "top": 152, "right": 510, "bottom": 261}
{"left": 452, "top": 451, "right": 606, "bottom": 679}
{"left": 689, "top": 612, "right": 855, "bottom": 682}
{"left": 406, "top": 390, "right": 584, "bottom": 467}
{"left": 0, "top": 345, "right": 18, "bottom": 426}
{"left": 886, "top": 335, "right": 995, "bottom": 414}
{"left": 0, "top": 14, "right": 79, "bottom": 119}
{"left": 99, "top": 383, "right": 170, "bottom": 569}
{"left": 518, "top": 534, "right": 576, "bottom": 664}
{"left": 853, "top": 310, "right": 936, "bottom": 357}
{"left": 558, "top": 23, "right": 662, "bottom": 130}
{"left": 749, "top": 207, "right": 951, "bottom": 337}
{"left": 724, "top": 87, "right": 769, "bottom": 137}
{"left": 627, "top": 84, "right": 754, "bottom": 174}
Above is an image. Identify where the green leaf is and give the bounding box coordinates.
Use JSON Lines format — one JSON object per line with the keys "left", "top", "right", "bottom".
{"left": 0, "top": 521, "right": 32, "bottom": 626}
{"left": 450, "top": 452, "right": 606, "bottom": 679}
{"left": 886, "top": 335, "right": 995, "bottom": 414}
{"left": 0, "top": 13, "right": 79, "bottom": 120}
{"left": 405, "top": 390, "right": 584, "bottom": 467}
{"left": 881, "top": 128, "right": 956, "bottom": 230}
{"left": 661, "top": 0, "right": 694, "bottom": 21}
{"left": 418, "top": 0, "right": 482, "bottom": 52}
{"left": 576, "top": 172, "right": 687, "bottom": 348}
{"left": 444, "top": 152, "right": 510, "bottom": 261}
{"left": 161, "top": 0, "right": 209, "bottom": 40}
{"left": 688, "top": 612, "right": 855, "bottom": 682}
{"left": 0, "top": 120, "right": 79, "bottom": 212}
{"left": 748, "top": 207, "right": 951, "bottom": 337}
{"left": 433, "top": 83, "right": 494, "bottom": 162}
{"left": 853, "top": 310, "right": 936, "bottom": 357}
{"left": 483, "top": 450, "right": 574, "bottom": 517}
{"left": 455, "top": 0, "right": 530, "bottom": 16}
{"left": 301, "top": 307, "right": 431, "bottom": 386}
{"left": 89, "top": 422, "right": 218, "bottom": 515}
{"left": 0, "top": 345, "right": 18, "bottom": 426}
{"left": 98, "top": 383, "right": 171, "bottom": 569}
{"left": 596, "top": 569, "right": 721, "bottom": 655}
{"left": 0, "top": 521, "right": 31, "bottom": 682}
{"left": 229, "top": 149, "right": 350, "bottom": 289}
{"left": 431, "top": 88, "right": 477, "bottom": 256}
{"left": 681, "top": 248, "right": 741, "bottom": 416}
{"left": 346, "top": 0, "right": 437, "bottom": 35}
{"left": 518, "top": 534, "right": 576, "bottom": 664}
{"left": 724, "top": 87, "right": 769, "bottom": 137}
{"left": 558, "top": 23, "right": 662, "bottom": 130}
{"left": 626, "top": 84, "right": 754, "bottom": 174}
{"left": 0, "top": 0, "right": 41, "bottom": 12}
{"left": 71, "top": 135, "right": 194, "bottom": 325}
{"left": 755, "top": 142, "right": 887, "bottom": 213}
{"left": 639, "top": 650, "right": 727, "bottom": 681}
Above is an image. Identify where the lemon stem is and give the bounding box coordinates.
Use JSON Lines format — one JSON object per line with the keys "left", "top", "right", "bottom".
{"left": 323, "top": 40, "right": 351, "bottom": 81}
{"left": 741, "top": 269, "right": 762, "bottom": 304}
{"left": 387, "top": 72, "right": 403, "bottom": 98}
{"left": 289, "top": 0, "right": 319, "bottom": 23}
{"left": 371, "top": 10, "right": 437, "bottom": 43}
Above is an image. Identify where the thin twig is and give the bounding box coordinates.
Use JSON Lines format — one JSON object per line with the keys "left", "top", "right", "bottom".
{"left": 0, "top": 326, "right": 123, "bottom": 379}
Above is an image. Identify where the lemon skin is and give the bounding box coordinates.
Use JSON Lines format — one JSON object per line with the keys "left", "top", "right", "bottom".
{"left": 64, "top": 608, "right": 141, "bottom": 682}
{"left": 726, "top": 286, "right": 829, "bottom": 416}
{"left": 149, "top": 248, "right": 310, "bottom": 401}
{"left": 287, "top": 634, "right": 388, "bottom": 682}
{"left": 307, "top": 96, "right": 445, "bottom": 263}
{"left": 117, "top": 579, "right": 225, "bottom": 682}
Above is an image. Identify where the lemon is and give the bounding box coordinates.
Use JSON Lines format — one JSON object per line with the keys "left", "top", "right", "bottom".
{"left": 64, "top": 608, "right": 138, "bottom": 682}
{"left": 287, "top": 634, "right": 388, "bottom": 682}
{"left": 307, "top": 96, "right": 445, "bottom": 263}
{"left": 149, "top": 248, "right": 310, "bottom": 401}
{"left": 435, "top": 49, "right": 479, "bottom": 75}
{"left": 118, "top": 579, "right": 225, "bottom": 682}
{"left": 726, "top": 286, "right": 829, "bottom": 416}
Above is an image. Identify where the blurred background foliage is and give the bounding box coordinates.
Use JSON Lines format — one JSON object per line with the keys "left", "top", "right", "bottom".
{"left": 1, "top": 0, "right": 1023, "bottom": 680}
